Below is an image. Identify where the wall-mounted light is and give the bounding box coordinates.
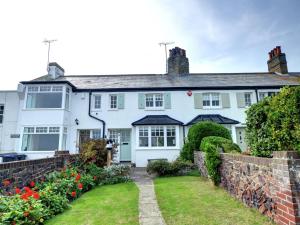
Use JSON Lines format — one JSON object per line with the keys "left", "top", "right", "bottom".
{"left": 75, "top": 118, "right": 79, "bottom": 125}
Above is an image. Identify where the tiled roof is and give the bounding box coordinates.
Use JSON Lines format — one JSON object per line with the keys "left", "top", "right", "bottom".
{"left": 132, "top": 115, "right": 184, "bottom": 126}
{"left": 186, "top": 114, "right": 240, "bottom": 126}
{"left": 21, "top": 72, "right": 300, "bottom": 91}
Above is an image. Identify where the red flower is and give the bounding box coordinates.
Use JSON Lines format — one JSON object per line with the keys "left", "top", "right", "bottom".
{"left": 75, "top": 174, "right": 81, "bottom": 182}
{"left": 20, "top": 193, "right": 29, "bottom": 201}
{"left": 78, "top": 183, "right": 83, "bottom": 190}
{"left": 23, "top": 211, "right": 29, "bottom": 217}
{"left": 15, "top": 188, "right": 21, "bottom": 194}
{"left": 2, "top": 180, "right": 10, "bottom": 186}
{"left": 30, "top": 181, "right": 35, "bottom": 187}
{"left": 33, "top": 192, "right": 40, "bottom": 200}
{"left": 93, "top": 176, "right": 97, "bottom": 180}
{"left": 24, "top": 186, "right": 31, "bottom": 193}
{"left": 71, "top": 191, "right": 76, "bottom": 197}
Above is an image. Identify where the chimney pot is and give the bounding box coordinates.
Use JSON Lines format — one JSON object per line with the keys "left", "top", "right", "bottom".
{"left": 267, "top": 46, "right": 288, "bottom": 74}
{"left": 167, "top": 47, "right": 189, "bottom": 75}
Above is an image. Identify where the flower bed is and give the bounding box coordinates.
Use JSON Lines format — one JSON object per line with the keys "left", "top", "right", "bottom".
{"left": 0, "top": 164, "right": 131, "bottom": 225}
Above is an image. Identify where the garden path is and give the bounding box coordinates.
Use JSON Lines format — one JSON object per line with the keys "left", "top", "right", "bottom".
{"left": 131, "top": 168, "right": 166, "bottom": 225}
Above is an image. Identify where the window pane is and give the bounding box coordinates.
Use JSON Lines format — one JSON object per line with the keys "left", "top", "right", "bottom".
{"left": 155, "top": 94, "right": 163, "bottom": 107}
{"left": 244, "top": 93, "right": 251, "bottom": 106}
{"left": 203, "top": 93, "right": 210, "bottom": 106}
{"left": 52, "top": 86, "right": 63, "bottom": 92}
{"left": 49, "top": 127, "right": 60, "bottom": 133}
{"left": 167, "top": 126, "right": 176, "bottom": 147}
{"left": 22, "top": 134, "right": 59, "bottom": 151}
{"left": 28, "top": 86, "right": 38, "bottom": 92}
{"left": 139, "top": 127, "right": 149, "bottom": 147}
{"left": 151, "top": 126, "right": 164, "bottom": 147}
{"left": 110, "top": 95, "right": 117, "bottom": 109}
{"left": 62, "top": 134, "right": 67, "bottom": 150}
{"left": 65, "top": 91, "right": 70, "bottom": 110}
{"left": 145, "top": 94, "right": 154, "bottom": 107}
{"left": 26, "top": 93, "right": 62, "bottom": 108}
{"left": 94, "top": 95, "right": 101, "bottom": 109}
{"left": 92, "top": 130, "right": 102, "bottom": 139}
{"left": 212, "top": 93, "right": 220, "bottom": 106}
{"left": 36, "top": 127, "right": 48, "bottom": 133}
{"left": 40, "top": 86, "right": 51, "bottom": 92}
{"left": 24, "top": 127, "right": 34, "bottom": 133}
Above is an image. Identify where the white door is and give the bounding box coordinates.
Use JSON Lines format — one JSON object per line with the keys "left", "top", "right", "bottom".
{"left": 236, "top": 127, "right": 247, "bottom": 151}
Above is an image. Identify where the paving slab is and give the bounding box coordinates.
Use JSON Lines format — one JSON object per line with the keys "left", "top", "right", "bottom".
{"left": 131, "top": 168, "right": 166, "bottom": 225}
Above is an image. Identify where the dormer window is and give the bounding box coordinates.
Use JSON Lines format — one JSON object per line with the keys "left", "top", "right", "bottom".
{"left": 26, "top": 85, "right": 64, "bottom": 109}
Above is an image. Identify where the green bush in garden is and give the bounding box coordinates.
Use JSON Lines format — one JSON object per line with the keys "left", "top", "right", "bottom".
{"left": 180, "top": 121, "right": 232, "bottom": 161}
{"left": 200, "top": 136, "right": 241, "bottom": 185}
{"left": 246, "top": 86, "right": 300, "bottom": 157}
{"left": 147, "top": 158, "right": 194, "bottom": 176}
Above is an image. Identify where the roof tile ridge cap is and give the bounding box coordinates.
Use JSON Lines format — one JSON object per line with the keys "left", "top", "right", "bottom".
{"left": 63, "top": 74, "right": 164, "bottom": 77}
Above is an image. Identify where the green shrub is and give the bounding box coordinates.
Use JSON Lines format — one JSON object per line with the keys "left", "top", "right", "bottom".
{"left": 200, "top": 136, "right": 241, "bottom": 153}
{"left": 100, "top": 164, "right": 132, "bottom": 185}
{"left": 181, "top": 121, "right": 232, "bottom": 161}
{"left": 147, "top": 159, "right": 194, "bottom": 176}
{"left": 200, "top": 136, "right": 241, "bottom": 185}
{"left": 80, "top": 139, "right": 115, "bottom": 167}
{"left": 246, "top": 86, "right": 300, "bottom": 157}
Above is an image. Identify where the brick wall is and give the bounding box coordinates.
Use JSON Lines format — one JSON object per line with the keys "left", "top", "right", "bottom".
{"left": 194, "top": 151, "right": 300, "bottom": 225}
{"left": 0, "top": 151, "right": 79, "bottom": 194}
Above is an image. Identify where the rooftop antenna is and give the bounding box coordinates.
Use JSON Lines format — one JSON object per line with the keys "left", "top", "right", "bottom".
{"left": 159, "top": 41, "right": 174, "bottom": 73}
{"left": 43, "top": 39, "right": 57, "bottom": 73}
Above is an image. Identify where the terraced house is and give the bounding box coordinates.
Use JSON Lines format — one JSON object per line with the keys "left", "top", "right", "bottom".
{"left": 0, "top": 46, "right": 299, "bottom": 166}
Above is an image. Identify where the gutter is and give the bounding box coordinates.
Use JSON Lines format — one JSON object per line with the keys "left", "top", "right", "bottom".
{"left": 254, "top": 88, "right": 259, "bottom": 102}
{"left": 88, "top": 91, "right": 106, "bottom": 138}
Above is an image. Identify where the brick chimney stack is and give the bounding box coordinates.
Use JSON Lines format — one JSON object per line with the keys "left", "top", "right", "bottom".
{"left": 167, "top": 47, "right": 189, "bottom": 74}
{"left": 267, "top": 46, "right": 288, "bottom": 74}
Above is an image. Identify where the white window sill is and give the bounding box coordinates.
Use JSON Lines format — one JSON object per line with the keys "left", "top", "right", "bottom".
{"left": 144, "top": 108, "right": 165, "bottom": 111}
{"left": 136, "top": 147, "right": 180, "bottom": 151}
{"left": 203, "top": 107, "right": 222, "bottom": 110}
{"left": 22, "top": 151, "right": 56, "bottom": 153}
{"left": 22, "top": 108, "right": 64, "bottom": 111}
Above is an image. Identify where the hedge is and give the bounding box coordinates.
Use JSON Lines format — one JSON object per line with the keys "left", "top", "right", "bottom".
{"left": 180, "top": 121, "right": 232, "bottom": 161}
{"left": 246, "top": 86, "right": 300, "bottom": 157}
{"left": 200, "top": 136, "right": 241, "bottom": 185}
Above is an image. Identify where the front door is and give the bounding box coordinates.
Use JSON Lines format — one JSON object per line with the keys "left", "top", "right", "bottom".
{"left": 109, "top": 129, "right": 131, "bottom": 162}
{"left": 79, "top": 130, "right": 91, "bottom": 152}
{"left": 236, "top": 127, "right": 247, "bottom": 151}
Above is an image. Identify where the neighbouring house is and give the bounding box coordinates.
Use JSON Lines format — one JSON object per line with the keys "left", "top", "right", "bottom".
{"left": 0, "top": 46, "right": 299, "bottom": 166}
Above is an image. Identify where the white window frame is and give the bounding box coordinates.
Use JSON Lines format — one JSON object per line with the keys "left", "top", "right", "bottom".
{"left": 93, "top": 95, "right": 102, "bottom": 110}
{"left": 109, "top": 94, "right": 118, "bottom": 109}
{"left": 244, "top": 93, "right": 252, "bottom": 107}
{"left": 203, "top": 93, "right": 221, "bottom": 109}
{"left": 136, "top": 125, "right": 179, "bottom": 149}
{"left": 24, "top": 85, "right": 67, "bottom": 110}
{"left": 145, "top": 93, "right": 164, "bottom": 110}
{"left": 21, "top": 125, "right": 62, "bottom": 152}
{"left": 258, "top": 91, "right": 279, "bottom": 101}
{"left": 0, "top": 104, "right": 4, "bottom": 124}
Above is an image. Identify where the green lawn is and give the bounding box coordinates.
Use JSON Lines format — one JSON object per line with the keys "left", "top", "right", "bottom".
{"left": 46, "top": 182, "right": 139, "bottom": 225}
{"left": 154, "top": 176, "right": 274, "bottom": 225}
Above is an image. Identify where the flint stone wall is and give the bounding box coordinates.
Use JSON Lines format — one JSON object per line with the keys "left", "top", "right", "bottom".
{"left": 194, "top": 151, "right": 300, "bottom": 225}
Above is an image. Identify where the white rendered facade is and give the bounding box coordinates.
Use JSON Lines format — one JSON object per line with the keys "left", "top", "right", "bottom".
{"left": 0, "top": 83, "right": 283, "bottom": 166}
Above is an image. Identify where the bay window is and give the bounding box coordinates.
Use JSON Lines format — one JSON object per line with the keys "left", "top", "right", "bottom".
{"left": 22, "top": 126, "right": 60, "bottom": 151}
{"left": 26, "top": 85, "right": 63, "bottom": 109}
{"left": 138, "top": 126, "right": 178, "bottom": 148}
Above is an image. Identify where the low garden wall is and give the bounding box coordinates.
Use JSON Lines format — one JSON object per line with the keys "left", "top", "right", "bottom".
{"left": 194, "top": 151, "right": 300, "bottom": 225}
{"left": 0, "top": 151, "right": 79, "bottom": 193}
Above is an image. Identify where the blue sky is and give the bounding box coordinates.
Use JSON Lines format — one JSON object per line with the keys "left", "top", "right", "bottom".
{"left": 0, "top": 0, "right": 299, "bottom": 89}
